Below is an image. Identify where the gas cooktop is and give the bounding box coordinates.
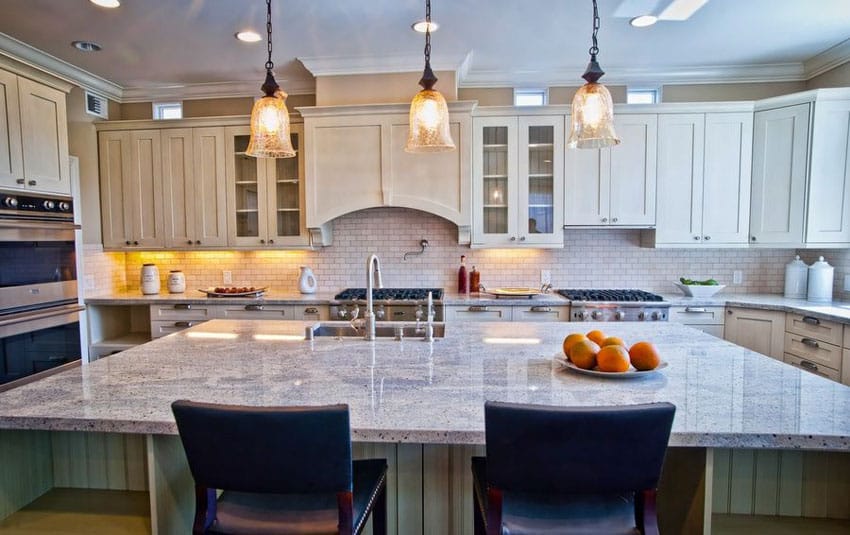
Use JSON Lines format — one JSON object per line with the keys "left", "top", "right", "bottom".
{"left": 334, "top": 288, "right": 444, "bottom": 301}
{"left": 556, "top": 289, "right": 664, "bottom": 302}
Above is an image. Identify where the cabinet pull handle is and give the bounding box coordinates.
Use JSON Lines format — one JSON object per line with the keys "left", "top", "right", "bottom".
{"left": 28, "top": 180, "right": 37, "bottom": 186}
{"left": 799, "top": 360, "right": 819, "bottom": 371}
{"left": 16, "top": 178, "right": 25, "bottom": 185}
{"left": 684, "top": 307, "right": 706, "bottom": 313}
{"left": 800, "top": 337, "right": 819, "bottom": 348}
{"left": 244, "top": 304, "right": 264, "bottom": 311}
{"left": 530, "top": 306, "right": 551, "bottom": 313}
{"left": 802, "top": 316, "right": 820, "bottom": 326}
{"left": 468, "top": 306, "right": 489, "bottom": 312}
{"left": 174, "top": 321, "right": 193, "bottom": 328}
{"left": 174, "top": 304, "right": 192, "bottom": 310}
{"left": 304, "top": 307, "right": 319, "bottom": 314}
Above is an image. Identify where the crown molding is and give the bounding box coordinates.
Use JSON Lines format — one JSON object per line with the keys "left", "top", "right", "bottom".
{"left": 120, "top": 78, "right": 315, "bottom": 103}
{"left": 299, "top": 52, "right": 472, "bottom": 77}
{"left": 0, "top": 32, "right": 122, "bottom": 99}
{"left": 804, "top": 38, "right": 850, "bottom": 79}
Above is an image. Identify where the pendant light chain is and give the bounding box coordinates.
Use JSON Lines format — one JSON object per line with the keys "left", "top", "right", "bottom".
{"left": 423, "top": 0, "right": 431, "bottom": 64}
{"left": 265, "top": 0, "right": 274, "bottom": 71}
{"left": 589, "top": 0, "right": 600, "bottom": 59}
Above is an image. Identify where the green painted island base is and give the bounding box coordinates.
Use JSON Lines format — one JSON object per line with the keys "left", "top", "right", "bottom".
{"left": 1, "top": 429, "right": 848, "bottom": 534}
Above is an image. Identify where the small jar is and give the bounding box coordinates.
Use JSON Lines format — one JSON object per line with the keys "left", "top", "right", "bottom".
{"left": 167, "top": 270, "right": 186, "bottom": 294}
{"left": 140, "top": 264, "right": 160, "bottom": 295}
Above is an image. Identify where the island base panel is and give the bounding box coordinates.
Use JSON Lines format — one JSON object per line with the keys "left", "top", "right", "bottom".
{"left": 0, "top": 430, "right": 52, "bottom": 521}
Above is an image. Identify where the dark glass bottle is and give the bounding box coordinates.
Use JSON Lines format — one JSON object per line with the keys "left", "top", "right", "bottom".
{"left": 457, "top": 255, "right": 469, "bottom": 294}
{"left": 470, "top": 266, "right": 480, "bottom": 293}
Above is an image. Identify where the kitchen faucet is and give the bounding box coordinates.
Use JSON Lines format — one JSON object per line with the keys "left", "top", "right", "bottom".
{"left": 364, "top": 254, "right": 383, "bottom": 341}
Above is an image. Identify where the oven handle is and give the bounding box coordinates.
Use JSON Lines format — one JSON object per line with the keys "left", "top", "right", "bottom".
{"left": 0, "top": 219, "right": 80, "bottom": 231}
{"left": 0, "top": 305, "right": 84, "bottom": 338}
{"left": 0, "top": 304, "right": 85, "bottom": 328}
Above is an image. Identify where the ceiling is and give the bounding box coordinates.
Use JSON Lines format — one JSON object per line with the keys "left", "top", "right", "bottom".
{"left": 0, "top": 0, "right": 848, "bottom": 101}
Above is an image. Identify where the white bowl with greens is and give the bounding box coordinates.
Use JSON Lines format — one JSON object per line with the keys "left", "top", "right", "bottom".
{"left": 673, "top": 278, "right": 725, "bottom": 297}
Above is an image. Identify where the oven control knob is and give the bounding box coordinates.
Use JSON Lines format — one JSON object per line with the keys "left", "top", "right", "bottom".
{"left": 375, "top": 306, "right": 385, "bottom": 320}
{"left": 591, "top": 310, "right": 603, "bottom": 320}
{"left": 574, "top": 310, "right": 587, "bottom": 320}
{"left": 638, "top": 312, "right": 646, "bottom": 321}
{"left": 337, "top": 309, "right": 348, "bottom": 319}
{"left": 42, "top": 200, "right": 56, "bottom": 210}
{"left": 651, "top": 311, "right": 660, "bottom": 321}
{"left": 58, "top": 201, "right": 71, "bottom": 212}
{"left": 614, "top": 311, "right": 625, "bottom": 321}
{"left": 3, "top": 196, "right": 17, "bottom": 208}
{"left": 415, "top": 307, "right": 424, "bottom": 320}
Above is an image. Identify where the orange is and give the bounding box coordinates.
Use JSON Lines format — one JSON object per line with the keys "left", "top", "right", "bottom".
{"left": 562, "top": 333, "right": 588, "bottom": 359}
{"left": 569, "top": 340, "right": 600, "bottom": 370}
{"left": 597, "top": 345, "right": 631, "bottom": 373}
{"left": 586, "top": 329, "right": 606, "bottom": 345}
{"left": 629, "top": 341, "right": 661, "bottom": 371}
{"left": 601, "top": 336, "right": 626, "bottom": 348}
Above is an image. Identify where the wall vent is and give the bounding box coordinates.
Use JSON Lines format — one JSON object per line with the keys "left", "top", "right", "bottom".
{"left": 85, "top": 91, "right": 108, "bottom": 119}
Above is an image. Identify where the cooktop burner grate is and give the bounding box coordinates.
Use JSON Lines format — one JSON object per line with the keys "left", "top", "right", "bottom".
{"left": 556, "top": 289, "right": 664, "bottom": 302}
{"left": 334, "top": 288, "right": 443, "bottom": 300}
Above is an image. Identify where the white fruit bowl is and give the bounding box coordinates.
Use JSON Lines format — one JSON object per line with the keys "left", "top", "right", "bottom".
{"left": 673, "top": 282, "right": 725, "bottom": 297}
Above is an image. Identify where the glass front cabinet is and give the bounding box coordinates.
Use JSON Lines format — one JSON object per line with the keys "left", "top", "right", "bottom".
{"left": 472, "top": 115, "right": 564, "bottom": 247}
{"left": 224, "top": 124, "right": 307, "bottom": 247}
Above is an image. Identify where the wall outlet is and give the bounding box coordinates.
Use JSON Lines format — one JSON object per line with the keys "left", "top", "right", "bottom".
{"left": 84, "top": 274, "right": 95, "bottom": 291}
{"left": 222, "top": 270, "right": 232, "bottom": 285}
{"left": 540, "top": 270, "right": 551, "bottom": 286}
{"left": 844, "top": 274, "right": 850, "bottom": 292}
{"left": 732, "top": 270, "right": 743, "bottom": 285}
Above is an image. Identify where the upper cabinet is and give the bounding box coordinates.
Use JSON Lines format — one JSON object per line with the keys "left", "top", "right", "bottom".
{"left": 564, "top": 114, "right": 657, "bottom": 227}
{"left": 652, "top": 108, "right": 753, "bottom": 247}
{"left": 472, "top": 112, "right": 564, "bottom": 247}
{"left": 750, "top": 89, "right": 850, "bottom": 248}
{"left": 299, "top": 102, "right": 474, "bottom": 244}
{"left": 0, "top": 68, "right": 70, "bottom": 195}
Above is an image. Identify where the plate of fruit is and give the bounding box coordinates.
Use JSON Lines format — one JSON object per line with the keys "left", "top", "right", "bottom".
{"left": 673, "top": 277, "right": 725, "bottom": 297}
{"left": 199, "top": 286, "right": 267, "bottom": 297}
{"left": 555, "top": 330, "right": 667, "bottom": 379}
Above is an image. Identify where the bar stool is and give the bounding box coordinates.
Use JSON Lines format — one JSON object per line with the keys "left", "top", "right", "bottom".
{"left": 472, "top": 401, "right": 675, "bottom": 535}
{"left": 171, "top": 400, "right": 387, "bottom": 535}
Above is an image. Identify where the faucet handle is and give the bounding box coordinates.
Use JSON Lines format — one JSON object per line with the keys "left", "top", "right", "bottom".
{"left": 350, "top": 304, "right": 360, "bottom": 320}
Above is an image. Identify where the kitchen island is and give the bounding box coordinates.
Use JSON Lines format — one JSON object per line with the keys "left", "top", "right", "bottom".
{"left": 0, "top": 320, "right": 848, "bottom": 534}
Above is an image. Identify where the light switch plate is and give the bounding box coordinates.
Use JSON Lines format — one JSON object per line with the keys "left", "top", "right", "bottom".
{"left": 540, "top": 270, "right": 551, "bottom": 286}
{"left": 222, "top": 270, "right": 232, "bottom": 284}
{"left": 733, "top": 270, "right": 743, "bottom": 285}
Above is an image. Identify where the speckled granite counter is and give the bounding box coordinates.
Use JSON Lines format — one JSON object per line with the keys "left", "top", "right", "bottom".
{"left": 85, "top": 290, "right": 338, "bottom": 305}
{"left": 0, "top": 320, "right": 847, "bottom": 450}
{"left": 662, "top": 293, "right": 850, "bottom": 323}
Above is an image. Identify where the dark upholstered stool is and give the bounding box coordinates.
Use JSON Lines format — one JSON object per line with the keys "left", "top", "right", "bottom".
{"left": 472, "top": 401, "right": 675, "bottom": 535}
{"left": 171, "top": 400, "right": 387, "bottom": 535}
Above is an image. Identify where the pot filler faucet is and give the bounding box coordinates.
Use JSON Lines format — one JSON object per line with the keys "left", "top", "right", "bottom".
{"left": 364, "top": 254, "right": 383, "bottom": 340}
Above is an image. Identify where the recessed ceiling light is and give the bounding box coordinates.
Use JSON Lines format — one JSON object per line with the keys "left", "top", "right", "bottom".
{"left": 630, "top": 15, "right": 658, "bottom": 27}
{"left": 235, "top": 30, "right": 262, "bottom": 43}
{"left": 411, "top": 20, "right": 439, "bottom": 33}
{"left": 90, "top": 0, "right": 120, "bottom": 7}
{"left": 72, "top": 41, "right": 102, "bottom": 52}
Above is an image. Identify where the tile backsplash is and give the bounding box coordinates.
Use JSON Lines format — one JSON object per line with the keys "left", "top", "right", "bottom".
{"left": 83, "top": 207, "right": 848, "bottom": 297}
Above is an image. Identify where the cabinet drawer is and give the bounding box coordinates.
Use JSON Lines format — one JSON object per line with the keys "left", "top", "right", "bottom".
{"left": 844, "top": 326, "right": 850, "bottom": 349}
{"left": 843, "top": 349, "right": 850, "bottom": 386}
{"left": 783, "top": 332, "right": 842, "bottom": 370}
{"left": 445, "top": 305, "right": 511, "bottom": 322}
{"left": 151, "top": 319, "right": 206, "bottom": 338}
{"left": 512, "top": 306, "right": 570, "bottom": 322}
{"left": 287, "top": 305, "right": 330, "bottom": 321}
{"left": 691, "top": 324, "right": 724, "bottom": 338}
{"left": 669, "top": 306, "right": 725, "bottom": 325}
{"left": 150, "top": 303, "right": 216, "bottom": 321}
{"left": 783, "top": 353, "right": 840, "bottom": 381}
{"left": 217, "top": 304, "right": 288, "bottom": 320}
{"left": 785, "top": 314, "right": 843, "bottom": 346}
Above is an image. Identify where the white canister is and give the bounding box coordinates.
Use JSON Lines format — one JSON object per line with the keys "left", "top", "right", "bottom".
{"left": 298, "top": 266, "right": 317, "bottom": 294}
{"left": 141, "top": 264, "right": 160, "bottom": 295}
{"left": 807, "top": 256, "right": 834, "bottom": 303}
{"left": 784, "top": 255, "right": 809, "bottom": 298}
{"left": 167, "top": 270, "right": 186, "bottom": 294}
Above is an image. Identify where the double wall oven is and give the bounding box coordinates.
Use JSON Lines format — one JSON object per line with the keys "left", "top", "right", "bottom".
{"left": 0, "top": 190, "right": 83, "bottom": 392}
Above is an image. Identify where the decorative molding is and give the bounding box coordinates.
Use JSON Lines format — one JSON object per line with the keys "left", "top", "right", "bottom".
{"left": 804, "top": 38, "right": 850, "bottom": 79}
{"left": 120, "top": 78, "right": 315, "bottom": 103}
{"left": 0, "top": 32, "right": 121, "bottom": 99}
{"left": 296, "top": 100, "right": 477, "bottom": 118}
{"left": 298, "top": 52, "right": 472, "bottom": 77}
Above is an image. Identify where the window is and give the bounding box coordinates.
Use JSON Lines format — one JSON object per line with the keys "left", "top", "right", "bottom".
{"left": 626, "top": 88, "right": 660, "bottom": 104}
{"left": 514, "top": 89, "right": 547, "bottom": 107}
{"left": 153, "top": 102, "right": 183, "bottom": 120}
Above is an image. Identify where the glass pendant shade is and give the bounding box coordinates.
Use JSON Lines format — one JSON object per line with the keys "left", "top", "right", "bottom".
{"left": 246, "top": 89, "right": 295, "bottom": 158}
{"left": 406, "top": 88, "right": 455, "bottom": 153}
{"left": 567, "top": 82, "right": 620, "bottom": 149}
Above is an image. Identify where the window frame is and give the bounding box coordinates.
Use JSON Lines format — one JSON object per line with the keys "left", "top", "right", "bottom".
{"left": 513, "top": 88, "right": 548, "bottom": 107}
{"left": 152, "top": 102, "right": 184, "bottom": 120}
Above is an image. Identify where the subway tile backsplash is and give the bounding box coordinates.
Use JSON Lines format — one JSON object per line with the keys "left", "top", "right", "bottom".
{"left": 83, "top": 207, "right": 850, "bottom": 298}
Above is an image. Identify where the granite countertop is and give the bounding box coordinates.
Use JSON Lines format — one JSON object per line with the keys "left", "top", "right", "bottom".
{"left": 661, "top": 293, "right": 850, "bottom": 323}
{"left": 0, "top": 319, "right": 847, "bottom": 450}
{"left": 85, "top": 290, "right": 340, "bottom": 305}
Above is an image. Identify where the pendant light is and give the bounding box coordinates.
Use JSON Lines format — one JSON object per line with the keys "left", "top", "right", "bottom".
{"left": 405, "top": 0, "right": 455, "bottom": 153}
{"left": 246, "top": 0, "right": 295, "bottom": 158}
{"left": 567, "top": 0, "right": 620, "bottom": 149}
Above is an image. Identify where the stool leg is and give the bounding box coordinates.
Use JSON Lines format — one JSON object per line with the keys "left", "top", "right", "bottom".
{"left": 372, "top": 481, "right": 387, "bottom": 535}
{"left": 473, "top": 494, "right": 486, "bottom": 535}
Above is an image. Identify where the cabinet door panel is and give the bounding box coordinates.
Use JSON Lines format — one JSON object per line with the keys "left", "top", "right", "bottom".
{"left": 267, "top": 124, "right": 307, "bottom": 245}
{"left": 98, "top": 131, "right": 133, "bottom": 248}
{"left": 17, "top": 77, "right": 70, "bottom": 194}
{"left": 725, "top": 308, "right": 784, "bottom": 361}
{"left": 225, "top": 126, "right": 268, "bottom": 247}
{"left": 564, "top": 144, "right": 608, "bottom": 226}
{"left": 473, "top": 117, "right": 517, "bottom": 245}
{"left": 518, "top": 116, "right": 564, "bottom": 245}
{"left": 0, "top": 70, "right": 23, "bottom": 189}
{"left": 655, "top": 114, "right": 704, "bottom": 244}
{"left": 806, "top": 100, "right": 850, "bottom": 244}
{"left": 130, "top": 130, "right": 164, "bottom": 248}
{"left": 702, "top": 113, "right": 753, "bottom": 244}
{"left": 161, "top": 129, "right": 194, "bottom": 248}
{"left": 609, "top": 115, "right": 657, "bottom": 226}
{"left": 193, "top": 127, "right": 228, "bottom": 246}
{"left": 750, "top": 104, "right": 809, "bottom": 245}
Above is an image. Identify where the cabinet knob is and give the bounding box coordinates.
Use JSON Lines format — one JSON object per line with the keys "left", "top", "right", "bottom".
{"left": 704, "top": 236, "right": 711, "bottom": 241}
{"left": 126, "top": 241, "right": 131, "bottom": 245}
{"left": 694, "top": 236, "right": 701, "bottom": 241}
{"left": 601, "top": 217, "right": 608, "bottom": 223}
{"left": 28, "top": 180, "right": 37, "bottom": 186}
{"left": 195, "top": 240, "right": 201, "bottom": 245}
{"left": 16, "top": 178, "right": 24, "bottom": 185}
{"left": 612, "top": 217, "right": 618, "bottom": 223}
{"left": 520, "top": 236, "right": 526, "bottom": 241}
{"left": 510, "top": 236, "right": 516, "bottom": 241}
{"left": 187, "top": 240, "right": 193, "bottom": 245}
{"left": 268, "top": 239, "right": 274, "bottom": 244}
{"left": 750, "top": 236, "right": 757, "bottom": 242}
{"left": 133, "top": 241, "right": 139, "bottom": 245}
{"left": 260, "top": 239, "right": 265, "bottom": 244}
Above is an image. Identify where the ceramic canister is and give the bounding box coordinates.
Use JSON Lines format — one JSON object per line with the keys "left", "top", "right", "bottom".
{"left": 783, "top": 255, "right": 808, "bottom": 299}
{"left": 807, "top": 256, "right": 834, "bottom": 303}
{"left": 141, "top": 264, "right": 160, "bottom": 295}
{"left": 167, "top": 270, "right": 186, "bottom": 293}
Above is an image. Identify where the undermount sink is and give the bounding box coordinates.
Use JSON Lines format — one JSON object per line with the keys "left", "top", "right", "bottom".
{"left": 307, "top": 321, "right": 445, "bottom": 339}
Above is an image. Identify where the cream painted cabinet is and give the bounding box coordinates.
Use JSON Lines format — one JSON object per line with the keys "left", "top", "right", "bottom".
{"left": 724, "top": 307, "right": 784, "bottom": 361}
{"left": 224, "top": 124, "right": 307, "bottom": 248}
{"left": 0, "top": 70, "right": 70, "bottom": 195}
{"left": 472, "top": 114, "right": 564, "bottom": 247}
{"left": 669, "top": 305, "right": 725, "bottom": 338}
{"left": 161, "top": 127, "right": 228, "bottom": 248}
{"left": 445, "top": 304, "right": 570, "bottom": 322}
{"left": 564, "top": 114, "right": 657, "bottom": 227}
{"left": 655, "top": 112, "right": 753, "bottom": 246}
{"left": 99, "top": 130, "right": 165, "bottom": 249}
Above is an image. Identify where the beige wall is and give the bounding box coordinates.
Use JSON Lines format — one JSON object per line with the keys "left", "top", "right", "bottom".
{"left": 66, "top": 87, "right": 103, "bottom": 244}
{"left": 661, "top": 82, "right": 807, "bottom": 102}
{"left": 457, "top": 87, "right": 513, "bottom": 106}
{"left": 115, "top": 94, "right": 317, "bottom": 120}
{"left": 315, "top": 71, "right": 457, "bottom": 106}
{"left": 807, "top": 61, "right": 850, "bottom": 89}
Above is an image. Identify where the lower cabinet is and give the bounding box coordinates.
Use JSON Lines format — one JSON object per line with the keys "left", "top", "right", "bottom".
{"left": 150, "top": 303, "right": 330, "bottom": 338}
{"left": 669, "top": 306, "right": 725, "bottom": 338}
{"left": 724, "top": 307, "right": 785, "bottom": 360}
{"left": 783, "top": 313, "right": 844, "bottom": 382}
{"left": 444, "top": 304, "right": 570, "bottom": 322}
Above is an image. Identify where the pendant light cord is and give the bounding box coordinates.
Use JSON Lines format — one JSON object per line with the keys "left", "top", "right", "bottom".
{"left": 265, "top": 0, "right": 274, "bottom": 71}
{"left": 589, "top": 0, "right": 600, "bottom": 59}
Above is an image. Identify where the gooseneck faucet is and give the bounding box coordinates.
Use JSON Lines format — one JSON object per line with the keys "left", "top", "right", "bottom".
{"left": 365, "top": 254, "right": 383, "bottom": 340}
